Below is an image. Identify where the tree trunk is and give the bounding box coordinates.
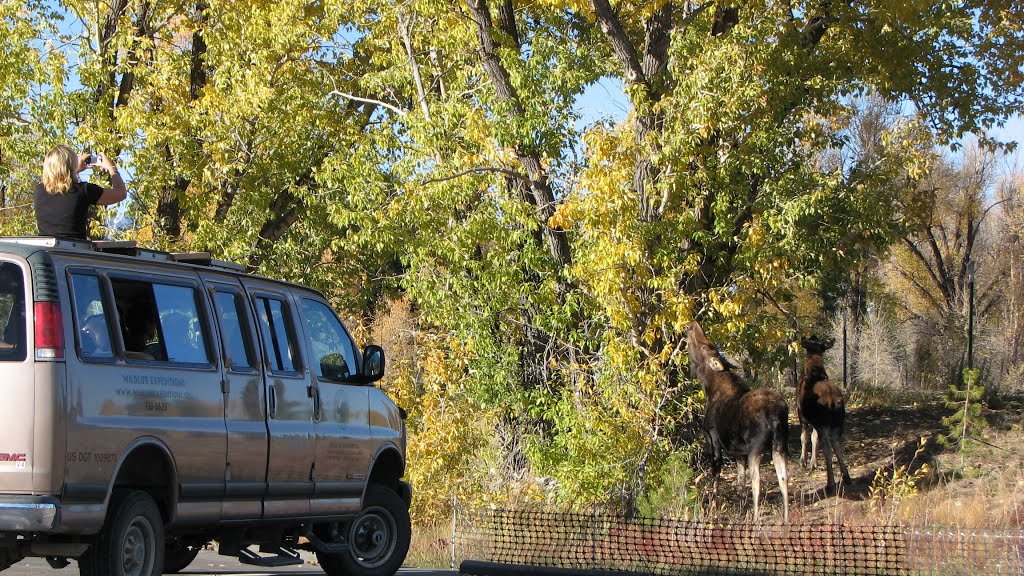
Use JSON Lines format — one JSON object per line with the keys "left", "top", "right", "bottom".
{"left": 156, "top": 1, "right": 208, "bottom": 241}
{"left": 464, "top": 0, "right": 572, "bottom": 266}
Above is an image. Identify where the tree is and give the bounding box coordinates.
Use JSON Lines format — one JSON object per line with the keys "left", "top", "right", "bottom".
{"left": 882, "top": 144, "right": 1010, "bottom": 386}
{"left": 5, "top": 0, "right": 1024, "bottom": 516}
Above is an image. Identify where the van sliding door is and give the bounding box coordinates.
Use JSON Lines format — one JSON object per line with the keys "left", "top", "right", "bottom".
{"left": 208, "top": 283, "right": 268, "bottom": 521}
{"left": 248, "top": 288, "right": 315, "bottom": 519}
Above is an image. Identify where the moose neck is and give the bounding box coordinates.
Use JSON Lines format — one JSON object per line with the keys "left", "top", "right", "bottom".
{"left": 800, "top": 353, "right": 829, "bottom": 394}
{"left": 701, "top": 365, "right": 748, "bottom": 402}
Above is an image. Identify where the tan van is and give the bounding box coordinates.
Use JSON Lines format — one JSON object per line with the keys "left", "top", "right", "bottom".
{"left": 0, "top": 237, "right": 411, "bottom": 576}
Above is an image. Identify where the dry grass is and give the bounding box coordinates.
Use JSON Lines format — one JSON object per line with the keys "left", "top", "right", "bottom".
{"left": 788, "top": 398, "right": 1024, "bottom": 529}
{"left": 895, "top": 415, "right": 1024, "bottom": 528}
{"left": 403, "top": 522, "right": 453, "bottom": 569}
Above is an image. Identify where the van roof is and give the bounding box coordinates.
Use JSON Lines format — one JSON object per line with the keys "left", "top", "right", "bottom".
{"left": 0, "top": 236, "right": 321, "bottom": 297}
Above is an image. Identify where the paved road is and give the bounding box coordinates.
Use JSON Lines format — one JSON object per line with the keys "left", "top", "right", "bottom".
{"left": 3, "top": 549, "right": 458, "bottom": 575}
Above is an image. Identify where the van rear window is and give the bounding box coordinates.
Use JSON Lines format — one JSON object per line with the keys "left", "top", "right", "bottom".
{"left": 0, "top": 262, "right": 27, "bottom": 361}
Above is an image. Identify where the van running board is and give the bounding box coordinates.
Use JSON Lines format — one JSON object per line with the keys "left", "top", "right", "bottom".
{"left": 238, "top": 545, "right": 304, "bottom": 567}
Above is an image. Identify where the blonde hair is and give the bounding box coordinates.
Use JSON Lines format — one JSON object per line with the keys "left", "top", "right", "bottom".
{"left": 41, "top": 145, "right": 79, "bottom": 195}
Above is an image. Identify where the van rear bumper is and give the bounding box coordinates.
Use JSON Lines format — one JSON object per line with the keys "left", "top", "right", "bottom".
{"left": 0, "top": 496, "right": 61, "bottom": 532}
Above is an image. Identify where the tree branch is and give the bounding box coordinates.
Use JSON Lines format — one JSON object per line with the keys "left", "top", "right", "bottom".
{"left": 398, "top": 12, "right": 431, "bottom": 121}
{"left": 895, "top": 261, "right": 945, "bottom": 315}
{"left": 902, "top": 236, "right": 951, "bottom": 307}
{"left": 923, "top": 226, "right": 953, "bottom": 303}
{"left": 757, "top": 288, "right": 799, "bottom": 331}
{"left": 327, "top": 90, "right": 406, "bottom": 117}
{"left": 590, "top": 0, "right": 647, "bottom": 89}
{"left": 421, "top": 166, "right": 529, "bottom": 186}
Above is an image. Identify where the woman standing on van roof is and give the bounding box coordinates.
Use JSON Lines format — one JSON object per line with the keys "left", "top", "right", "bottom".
{"left": 34, "top": 144, "right": 127, "bottom": 241}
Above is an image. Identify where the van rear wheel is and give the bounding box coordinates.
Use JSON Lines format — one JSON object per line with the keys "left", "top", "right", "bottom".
{"left": 316, "top": 484, "right": 410, "bottom": 576}
{"left": 79, "top": 490, "right": 164, "bottom": 576}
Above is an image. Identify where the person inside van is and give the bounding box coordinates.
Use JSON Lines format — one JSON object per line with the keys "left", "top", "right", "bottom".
{"left": 123, "top": 307, "right": 159, "bottom": 360}
{"left": 0, "top": 266, "right": 25, "bottom": 355}
{"left": 80, "top": 314, "right": 112, "bottom": 357}
{"left": 34, "top": 144, "right": 127, "bottom": 241}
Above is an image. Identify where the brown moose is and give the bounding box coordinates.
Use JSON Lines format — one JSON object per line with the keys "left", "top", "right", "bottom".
{"left": 797, "top": 335, "right": 852, "bottom": 493}
{"left": 684, "top": 320, "right": 790, "bottom": 522}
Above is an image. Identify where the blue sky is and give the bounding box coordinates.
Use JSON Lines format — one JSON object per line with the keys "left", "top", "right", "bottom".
{"left": 991, "top": 115, "right": 1024, "bottom": 150}
{"left": 573, "top": 77, "right": 1024, "bottom": 162}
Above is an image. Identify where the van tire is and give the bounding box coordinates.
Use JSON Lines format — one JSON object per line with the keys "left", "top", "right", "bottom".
{"left": 316, "top": 483, "right": 410, "bottom": 576}
{"left": 78, "top": 490, "right": 164, "bottom": 576}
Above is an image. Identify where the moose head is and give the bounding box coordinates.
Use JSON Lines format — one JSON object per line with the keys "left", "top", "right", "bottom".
{"left": 800, "top": 335, "right": 835, "bottom": 355}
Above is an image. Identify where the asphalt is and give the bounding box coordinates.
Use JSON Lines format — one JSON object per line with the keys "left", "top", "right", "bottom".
{"left": 3, "top": 549, "right": 458, "bottom": 575}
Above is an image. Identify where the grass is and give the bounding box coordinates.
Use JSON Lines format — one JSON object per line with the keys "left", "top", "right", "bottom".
{"left": 894, "top": 422, "right": 1024, "bottom": 528}
{"left": 798, "top": 394, "right": 1024, "bottom": 529}
{"left": 404, "top": 522, "right": 452, "bottom": 569}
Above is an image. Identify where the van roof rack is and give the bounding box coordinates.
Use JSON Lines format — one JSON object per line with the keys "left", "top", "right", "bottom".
{"left": 0, "top": 237, "right": 245, "bottom": 272}
{"left": 171, "top": 252, "right": 246, "bottom": 272}
{"left": 92, "top": 240, "right": 173, "bottom": 262}
{"left": 0, "top": 236, "right": 95, "bottom": 250}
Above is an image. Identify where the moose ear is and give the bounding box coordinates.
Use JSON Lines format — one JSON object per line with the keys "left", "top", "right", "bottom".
{"left": 707, "top": 357, "right": 726, "bottom": 372}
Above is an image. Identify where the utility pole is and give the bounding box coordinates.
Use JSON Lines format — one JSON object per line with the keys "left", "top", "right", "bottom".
{"left": 967, "top": 260, "right": 976, "bottom": 370}
{"left": 842, "top": 305, "right": 848, "bottom": 388}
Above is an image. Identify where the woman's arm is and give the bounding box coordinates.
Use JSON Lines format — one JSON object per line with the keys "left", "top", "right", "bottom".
{"left": 93, "top": 155, "right": 127, "bottom": 206}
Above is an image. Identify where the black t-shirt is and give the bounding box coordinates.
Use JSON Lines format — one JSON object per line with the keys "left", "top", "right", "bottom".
{"left": 33, "top": 181, "right": 104, "bottom": 241}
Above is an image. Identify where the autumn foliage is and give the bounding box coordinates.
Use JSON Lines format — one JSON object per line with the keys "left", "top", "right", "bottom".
{"left": 1, "top": 0, "right": 1023, "bottom": 521}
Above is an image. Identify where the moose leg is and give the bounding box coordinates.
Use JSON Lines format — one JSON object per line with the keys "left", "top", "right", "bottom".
{"left": 821, "top": 426, "right": 836, "bottom": 494}
{"left": 709, "top": 430, "right": 724, "bottom": 504}
{"left": 831, "top": 431, "right": 853, "bottom": 485}
{"left": 709, "top": 430, "right": 724, "bottom": 476}
{"left": 772, "top": 449, "right": 789, "bottom": 523}
{"left": 748, "top": 452, "right": 761, "bottom": 521}
{"left": 736, "top": 459, "right": 748, "bottom": 486}
{"left": 800, "top": 421, "right": 811, "bottom": 468}
{"left": 809, "top": 427, "right": 820, "bottom": 471}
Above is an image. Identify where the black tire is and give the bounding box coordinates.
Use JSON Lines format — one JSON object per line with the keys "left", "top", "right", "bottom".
{"left": 317, "top": 484, "right": 411, "bottom": 576}
{"left": 79, "top": 490, "right": 165, "bottom": 576}
{"left": 162, "top": 539, "right": 202, "bottom": 574}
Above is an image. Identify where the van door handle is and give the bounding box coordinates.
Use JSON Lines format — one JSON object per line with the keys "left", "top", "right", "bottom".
{"left": 312, "top": 387, "right": 322, "bottom": 422}
{"left": 268, "top": 385, "right": 277, "bottom": 419}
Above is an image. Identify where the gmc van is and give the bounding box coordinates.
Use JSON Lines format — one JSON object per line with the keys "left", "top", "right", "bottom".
{"left": 0, "top": 237, "right": 410, "bottom": 576}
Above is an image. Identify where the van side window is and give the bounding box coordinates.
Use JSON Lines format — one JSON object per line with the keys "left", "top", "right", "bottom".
{"left": 214, "top": 290, "right": 253, "bottom": 371}
{"left": 154, "top": 284, "right": 209, "bottom": 364}
{"left": 70, "top": 274, "right": 113, "bottom": 360}
{"left": 0, "top": 263, "right": 26, "bottom": 361}
{"left": 300, "top": 299, "right": 356, "bottom": 382}
{"left": 255, "top": 297, "right": 296, "bottom": 373}
{"left": 111, "top": 278, "right": 209, "bottom": 364}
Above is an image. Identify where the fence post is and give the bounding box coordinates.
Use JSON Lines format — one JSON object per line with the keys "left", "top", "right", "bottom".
{"left": 450, "top": 493, "right": 457, "bottom": 570}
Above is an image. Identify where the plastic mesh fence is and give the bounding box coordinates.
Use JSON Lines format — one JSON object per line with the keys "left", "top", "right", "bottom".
{"left": 454, "top": 508, "right": 1024, "bottom": 575}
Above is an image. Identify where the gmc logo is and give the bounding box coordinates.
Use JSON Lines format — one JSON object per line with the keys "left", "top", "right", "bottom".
{"left": 0, "top": 453, "right": 26, "bottom": 462}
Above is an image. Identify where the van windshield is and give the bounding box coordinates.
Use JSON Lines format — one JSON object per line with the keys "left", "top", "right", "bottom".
{"left": 0, "top": 262, "right": 26, "bottom": 361}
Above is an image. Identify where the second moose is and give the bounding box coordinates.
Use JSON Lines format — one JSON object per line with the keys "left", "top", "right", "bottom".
{"left": 798, "top": 336, "right": 853, "bottom": 493}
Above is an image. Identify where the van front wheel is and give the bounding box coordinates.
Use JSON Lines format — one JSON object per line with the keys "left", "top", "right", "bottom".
{"left": 316, "top": 484, "right": 410, "bottom": 576}
{"left": 79, "top": 490, "right": 164, "bottom": 576}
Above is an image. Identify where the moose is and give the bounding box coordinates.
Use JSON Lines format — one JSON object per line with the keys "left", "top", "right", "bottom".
{"left": 684, "top": 320, "right": 790, "bottom": 522}
{"left": 797, "top": 335, "right": 852, "bottom": 494}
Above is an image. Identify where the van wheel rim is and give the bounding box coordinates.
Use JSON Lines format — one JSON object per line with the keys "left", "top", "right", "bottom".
{"left": 349, "top": 506, "right": 396, "bottom": 569}
{"left": 121, "top": 517, "right": 155, "bottom": 576}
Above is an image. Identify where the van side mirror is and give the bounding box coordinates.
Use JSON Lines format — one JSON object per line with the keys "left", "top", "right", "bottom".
{"left": 362, "top": 345, "right": 385, "bottom": 383}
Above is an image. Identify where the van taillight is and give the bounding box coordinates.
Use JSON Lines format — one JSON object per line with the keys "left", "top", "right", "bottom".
{"left": 34, "top": 301, "right": 64, "bottom": 360}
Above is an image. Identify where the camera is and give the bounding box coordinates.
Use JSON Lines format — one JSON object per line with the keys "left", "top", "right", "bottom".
{"left": 87, "top": 153, "right": 103, "bottom": 167}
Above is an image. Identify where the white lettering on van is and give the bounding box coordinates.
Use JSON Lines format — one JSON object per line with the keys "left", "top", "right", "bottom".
{"left": 122, "top": 375, "right": 185, "bottom": 388}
